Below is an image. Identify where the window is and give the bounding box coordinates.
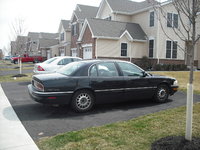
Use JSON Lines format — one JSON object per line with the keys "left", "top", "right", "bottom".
{"left": 167, "top": 13, "right": 172, "bottom": 27}
{"left": 90, "top": 65, "right": 98, "bottom": 76}
{"left": 173, "top": 14, "right": 178, "bottom": 28}
{"left": 58, "top": 58, "right": 72, "bottom": 65}
{"left": 172, "top": 41, "right": 177, "bottom": 58}
{"left": 149, "top": 40, "right": 154, "bottom": 58}
{"left": 72, "top": 24, "right": 77, "bottom": 35}
{"left": 149, "top": 11, "right": 154, "bottom": 27}
{"left": 166, "top": 40, "right": 178, "bottom": 59}
{"left": 117, "top": 62, "right": 143, "bottom": 77}
{"left": 121, "top": 43, "right": 127, "bottom": 56}
{"left": 95, "top": 62, "right": 119, "bottom": 77}
{"left": 60, "top": 33, "right": 64, "bottom": 41}
{"left": 167, "top": 13, "right": 178, "bottom": 28}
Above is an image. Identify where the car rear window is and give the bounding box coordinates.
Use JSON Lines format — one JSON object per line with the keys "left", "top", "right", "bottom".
{"left": 44, "top": 57, "right": 58, "bottom": 64}
{"left": 57, "top": 61, "right": 84, "bottom": 76}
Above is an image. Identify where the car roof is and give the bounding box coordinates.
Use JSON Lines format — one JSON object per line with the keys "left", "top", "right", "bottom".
{"left": 78, "top": 59, "right": 132, "bottom": 64}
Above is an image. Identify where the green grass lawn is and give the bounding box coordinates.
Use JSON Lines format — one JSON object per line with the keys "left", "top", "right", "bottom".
{"left": 37, "top": 103, "right": 200, "bottom": 150}
{"left": 0, "top": 73, "right": 33, "bottom": 83}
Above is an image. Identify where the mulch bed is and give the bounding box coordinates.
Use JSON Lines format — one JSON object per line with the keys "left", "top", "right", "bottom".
{"left": 12, "top": 74, "right": 28, "bottom": 77}
{"left": 151, "top": 136, "right": 200, "bottom": 150}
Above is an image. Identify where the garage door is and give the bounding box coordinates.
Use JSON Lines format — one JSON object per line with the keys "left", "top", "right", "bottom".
{"left": 83, "top": 47, "right": 92, "bottom": 59}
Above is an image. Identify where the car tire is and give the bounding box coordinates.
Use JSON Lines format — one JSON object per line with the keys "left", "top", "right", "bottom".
{"left": 71, "top": 90, "right": 94, "bottom": 113}
{"left": 154, "top": 84, "right": 169, "bottom": 103}
{"left": 13, "top": 60, "right": 17, "bottom": 64}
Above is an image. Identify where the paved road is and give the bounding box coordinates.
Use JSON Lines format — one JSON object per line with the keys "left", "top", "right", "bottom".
{"left": 2, "top": 82, "right": 200, "bottom": 141}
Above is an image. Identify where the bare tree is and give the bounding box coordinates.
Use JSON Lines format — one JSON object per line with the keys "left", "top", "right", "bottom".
{"left": 151, "top": 0, "right": 200, "bottom": 141}
{"left": 10, "top": 17, "right": 27, "bottom": 74}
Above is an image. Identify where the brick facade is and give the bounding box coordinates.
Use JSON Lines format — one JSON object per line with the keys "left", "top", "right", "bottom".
{"left": 80, "top": 25, "right": 96, "bottom": 59}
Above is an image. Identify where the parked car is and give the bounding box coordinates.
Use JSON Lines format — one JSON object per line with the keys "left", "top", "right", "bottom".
{"left": 28, "top": 60, "right": 179, "bottom": 112}
{"left": 3, "top": 56, "right": 11, "bottom": 60}
{"left": 11, "top": 54, "right": 43, "bottom": 64}
{"left": 33, "top": 56, "right": 82, "bottom": 74}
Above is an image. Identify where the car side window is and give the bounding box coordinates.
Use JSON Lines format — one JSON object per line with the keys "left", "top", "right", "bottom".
{"left": 58, "top": 58, "right": 72, "bottom": 65}
{"left": 118, "top": 62, "right": 143, "bottom": 77}
{"left": 90, "top": 65, "right": 98, "bottom": 77}
{"left": 97, "top": 62, "right": 119, "bottom": 77}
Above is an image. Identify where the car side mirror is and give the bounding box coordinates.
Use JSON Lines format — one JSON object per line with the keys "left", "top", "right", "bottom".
{"left": 142, "top": 71, "right": 148, "bottom": 77}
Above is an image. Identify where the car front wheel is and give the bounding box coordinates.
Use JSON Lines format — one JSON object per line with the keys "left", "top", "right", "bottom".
{"left": 154, "top": 84, "right": 169, "bottom": 103}
{"left": 71, "top": 90, "right": 94, "bottom": 113}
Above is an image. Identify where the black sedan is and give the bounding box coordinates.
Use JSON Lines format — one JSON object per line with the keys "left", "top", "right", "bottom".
{"left": 28, "top": 60, "right": 178, "bottom": 112}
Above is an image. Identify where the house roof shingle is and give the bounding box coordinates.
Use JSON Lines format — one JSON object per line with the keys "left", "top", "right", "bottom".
{"left": 28, "top": 32, "right": 59, "bottom": 40}
{"left": 74, "top": 4, "right": 99, "bottom": 20}
{"left": 106, "top": 0, "right": 158, "bottom": 14}
{"left": 61, "top": 20, "right": 70, "bottom": 30}
{"left": 38, "top": 38, "right": 59, "bottom": 48}
{"left": 87, "top": 18, "right": 147, "bottom": 41}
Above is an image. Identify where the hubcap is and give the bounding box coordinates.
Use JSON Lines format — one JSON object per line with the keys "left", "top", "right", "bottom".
{"left": 158, "top": 88, "right": 166, "bottom": 99}
{"left": 76, "top": 93, "right": 91, "bottom": 110}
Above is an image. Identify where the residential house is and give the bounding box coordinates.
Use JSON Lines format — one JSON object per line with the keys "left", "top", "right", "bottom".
{"left": 78, "top": 0, "right": 200, "bottom": 69}
{"left": 70, "top": 4, "right": 99, "bottom": 57}
{"left": 10, "top": 36, "right": 29, "bottom": 56}
{"left": 52, "top": 20, "right": 71, "bottom": 57}
{"left": 37, "top": 38, "right": 59, "bottom": 59}
{"left": 27, "top": 32, "right": 59, "bottom": 59}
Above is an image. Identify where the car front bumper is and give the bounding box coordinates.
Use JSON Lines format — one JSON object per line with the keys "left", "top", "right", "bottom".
{"left": 170, "top": 85, "right": 179, "bottom": 95}
{"left": 28, "top": 84, "right": 73, "bottom": 105}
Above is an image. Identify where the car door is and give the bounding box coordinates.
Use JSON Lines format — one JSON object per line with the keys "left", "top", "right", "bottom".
{"left": 89, "top": 62, "right": 125, "bottom": 104}
{"left": 117, "top": 62, "right": 155, "bottom": 100}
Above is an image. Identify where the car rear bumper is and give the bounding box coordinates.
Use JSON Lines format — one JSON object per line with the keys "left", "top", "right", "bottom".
{"left": 28, "top": 84, "right": 73, "bottom": 105}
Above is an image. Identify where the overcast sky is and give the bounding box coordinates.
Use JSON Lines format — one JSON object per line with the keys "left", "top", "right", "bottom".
{"left": 0, "top": 0, "right": 145, "bottom": 55}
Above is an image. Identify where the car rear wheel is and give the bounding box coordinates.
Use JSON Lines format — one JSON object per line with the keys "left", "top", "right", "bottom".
{"left": 154, "top": 84, "right": 169, "bottom": 103}
{"left": 71, "top": 90, "right": 94, "bottom": 113}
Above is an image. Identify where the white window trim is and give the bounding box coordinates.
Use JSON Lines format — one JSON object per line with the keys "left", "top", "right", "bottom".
{"left": 149, "top": 11, "right": 155, "bottom": 27}
{"left": 120, "top": 42, "right": 128, "bottom": 57}
{"left": 149, "top": 38, "right": 155, "bottom": 58}
{"left": 167, "top": 13, "right": 178, "bottom": 28}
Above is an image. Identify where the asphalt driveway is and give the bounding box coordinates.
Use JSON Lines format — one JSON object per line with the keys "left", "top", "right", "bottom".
{"left": 2, "top": 81, "right": 200, "bottom": 141}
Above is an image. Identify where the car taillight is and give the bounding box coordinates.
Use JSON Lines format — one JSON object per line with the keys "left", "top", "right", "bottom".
{"left": 33, "top": 80, "right": 44, "bottom": 91}
{"left": 37, "top": 65, "right": 45, "bottom": 71}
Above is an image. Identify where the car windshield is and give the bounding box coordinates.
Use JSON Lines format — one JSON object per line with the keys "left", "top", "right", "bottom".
{"left": 57, "top": 61, "right": 84, "bottom": 76}
{"left": 43, "top": 57, "right": 58, "bottom": 64}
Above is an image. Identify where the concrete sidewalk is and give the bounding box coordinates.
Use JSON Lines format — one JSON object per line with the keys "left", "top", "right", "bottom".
{"left": 0, "top": 84, "right": 39, "bottom": 150}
